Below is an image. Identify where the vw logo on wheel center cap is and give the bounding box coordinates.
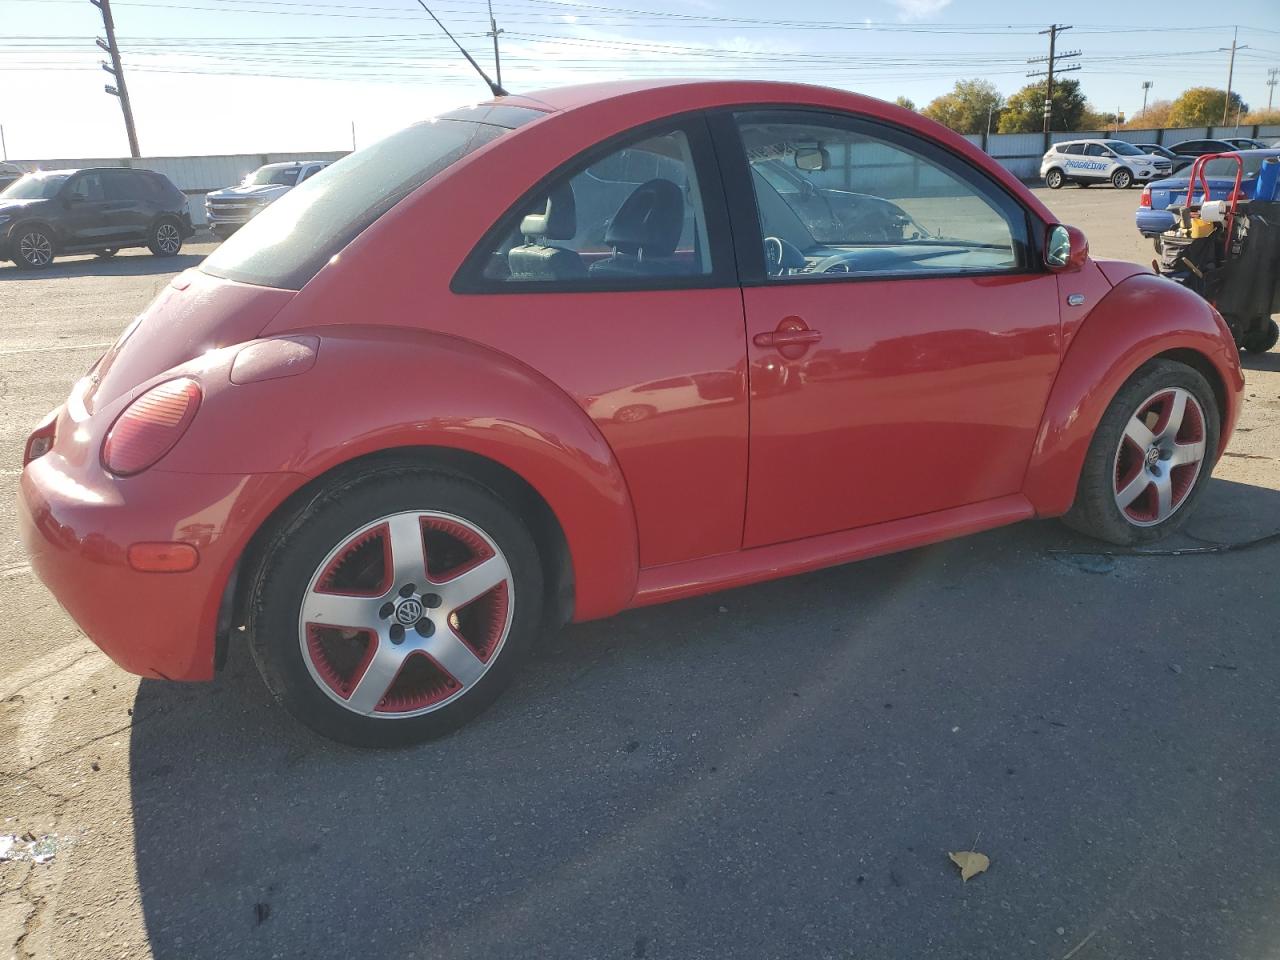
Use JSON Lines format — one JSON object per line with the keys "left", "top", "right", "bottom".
{"left": 394, "top": 597, "right": 424, "bottom": 625}
{"left": 1145, "top": 447, "right": 1161, "bottom": 469}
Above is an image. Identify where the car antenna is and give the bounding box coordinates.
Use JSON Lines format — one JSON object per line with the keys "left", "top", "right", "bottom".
{"left": 412, "top": 0, "right": 508, "bottom": 98}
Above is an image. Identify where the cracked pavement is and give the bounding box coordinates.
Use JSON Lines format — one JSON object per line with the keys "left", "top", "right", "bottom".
{"left": 1, "top": 192, "right": 1278, "bottom": 960}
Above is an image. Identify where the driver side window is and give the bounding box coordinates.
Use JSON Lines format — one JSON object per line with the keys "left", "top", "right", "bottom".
{"left": 734, "top": 111, "right": 1027, "bottom": 281}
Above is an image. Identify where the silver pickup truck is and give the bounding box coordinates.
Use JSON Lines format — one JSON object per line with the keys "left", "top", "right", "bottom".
{"left": 204, "top": 160, "right": 330, "bottom": 238}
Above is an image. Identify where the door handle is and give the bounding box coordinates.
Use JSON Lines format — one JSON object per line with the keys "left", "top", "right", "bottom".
{"left": 754, "top": 328, "right": 822, "bottom": 348}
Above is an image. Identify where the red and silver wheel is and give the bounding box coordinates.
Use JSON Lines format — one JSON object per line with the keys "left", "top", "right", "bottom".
{"left": 1064, "top": 359, "right": 1220, "bottom": 546}
{"left": 1112, "top": 387, "right": 1207, "bottom": 527}
{"left": 299, "top": 511, "right": 514, "bottom": 718}
{"left": 248, "top": 468, "right": 542, "bottom": 746}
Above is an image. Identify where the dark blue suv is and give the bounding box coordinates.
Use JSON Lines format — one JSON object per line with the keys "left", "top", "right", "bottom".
{"left": 0, "top": 166, "right": 194, "bottom": 269}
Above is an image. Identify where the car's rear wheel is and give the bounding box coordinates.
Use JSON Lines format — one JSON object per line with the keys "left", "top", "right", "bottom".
{"left": 94, "top": 248, "right": 119, "bottom": 260}
{"left": 14, "top": 227, "right": 55, "bottom": 269}
{"left": 247, "top": 467, "right": 543, "bottom": 746}
{"left": 1112, "top": 168, "right": 1133, "bottom": 189}
{"left": 1063, "top": 359, "right": 1219, "bottom": 545}
{"left": 147, "top": 218, "right": 183, "bottom": 257}
{"left": 1045, "top": 169, "right": 1065, "bottom": 189}
{"left": 1241, "top": 319, "right": 1279, "bottom": 354}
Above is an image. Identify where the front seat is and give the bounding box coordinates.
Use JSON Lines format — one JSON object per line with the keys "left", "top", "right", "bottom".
{"left": 589, "top": 178, "right": 685, "bottom": 278}
{"left": 507, "top": 183, "right": 587, "bottom": 281}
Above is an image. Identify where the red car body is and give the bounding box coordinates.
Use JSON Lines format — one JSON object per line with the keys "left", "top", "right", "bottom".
{"left": 18, "top": 80, "right": 1243, "bottom": 684}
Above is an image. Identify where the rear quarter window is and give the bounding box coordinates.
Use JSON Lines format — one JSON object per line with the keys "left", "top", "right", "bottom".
{"left": 201, "top": 118, "right": 518, "bottom": 290}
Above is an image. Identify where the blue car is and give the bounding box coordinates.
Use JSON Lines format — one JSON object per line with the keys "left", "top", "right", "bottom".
{"left": 1135, "top": 149, "right": 1280, "bottom": 236}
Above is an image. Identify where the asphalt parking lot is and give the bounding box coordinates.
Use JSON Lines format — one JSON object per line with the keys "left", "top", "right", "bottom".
{"left": 1, "top": 189, "right": 1278, "bottom": 960}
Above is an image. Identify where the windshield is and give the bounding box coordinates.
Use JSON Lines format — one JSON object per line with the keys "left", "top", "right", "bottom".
{"left": 1, "top": 173, "right": 69, "bottom": 200}
{"left": 246, "top": 166, "right": 301, "bottom": 187}
{"left": 203, "top": 119, "right": 510, "bottom": 289}
{"left": 1107, "top": 141, "right": 1145, "bottom": 157}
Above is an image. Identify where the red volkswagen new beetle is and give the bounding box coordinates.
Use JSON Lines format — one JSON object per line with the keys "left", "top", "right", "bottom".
{"left": 18, "top": 80, "right": 1243, "bottom": 745}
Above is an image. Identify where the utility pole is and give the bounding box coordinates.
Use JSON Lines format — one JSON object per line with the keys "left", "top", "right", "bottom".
{"left": 92, "top": 0, "right": 140, "bottom": 158}
{"left": 1141, "top": 80, "right": 1153, "bottom": 118}
{"left": 1219, "top": 26, "right": 1248, "bottom": 127}
{"left": 1267, "top": 68, "right": 1278, "bottom": 112}
{"left": 486, "top": 0, "right": 504, "bottom": 91}
{"left": 1027, "top": 25, "right": 1080, "bottom": 152}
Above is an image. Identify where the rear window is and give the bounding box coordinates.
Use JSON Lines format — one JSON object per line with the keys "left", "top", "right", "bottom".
{"left": 201, "top": 114, "right": 535, "bottom": 289}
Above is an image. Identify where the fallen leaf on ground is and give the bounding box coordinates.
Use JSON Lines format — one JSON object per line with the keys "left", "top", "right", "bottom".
{"left": 948, "top": 850, "right": 990, "bottom": 881}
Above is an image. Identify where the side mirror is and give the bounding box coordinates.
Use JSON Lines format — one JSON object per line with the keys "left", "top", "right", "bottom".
{"left": 1045, "top": 224, "right": 1089, "bottom": 272}
{"left": 794, "top": 147, "right": 830, "bottom": 173}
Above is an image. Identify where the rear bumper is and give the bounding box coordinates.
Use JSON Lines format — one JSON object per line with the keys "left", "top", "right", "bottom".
{"left": 18, "top": 450, "right": 303, "bottom": 680}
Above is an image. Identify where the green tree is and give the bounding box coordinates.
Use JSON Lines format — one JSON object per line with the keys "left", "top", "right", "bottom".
{"left": 998, "top": 78, "right": 1088, "bottom": 133}
{"left": 1080, "top": 105, "right": 1120, "bottom": 130}
{"left": 1169, "top": 87, "right": 1248, "bottom": 126}
{"left": 894, "top": 96, "right": 916, "bottom": 111}
{"left": 921, "top": 79, "right": 1002, "bottom": 134}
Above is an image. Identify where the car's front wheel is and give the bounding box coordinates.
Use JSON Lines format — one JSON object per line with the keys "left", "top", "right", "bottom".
{"left": 13, "top": 226, "right": 55, "bottom": 269}
{"left": 1112, "top": 168, "right": 1133, "bottom": 189}
{"left": 247, "top": 466, "right": 543, "bottom": 746}
{"left": 147, "top": 218, "right": 183, "bottom": 257}
{"left": 1063, "top": 359, "right": 1219, "bottom": 545}
{"left": 1045, "top": 169, "right": 1065, "bottom": 189}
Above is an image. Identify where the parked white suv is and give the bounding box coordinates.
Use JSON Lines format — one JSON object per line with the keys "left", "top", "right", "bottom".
{"left": 1041, "top": 139, "right": 1171, "bottom": 190}
{"left": 205, "top": 160, "right": 331, "bottom": 238}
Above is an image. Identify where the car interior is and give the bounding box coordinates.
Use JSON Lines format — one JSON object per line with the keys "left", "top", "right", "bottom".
{"left": 486, "top": 129, "right": 710, "bottom": 283}
{"left": 739, "top": 122, "right": 1021, "bottom": 278}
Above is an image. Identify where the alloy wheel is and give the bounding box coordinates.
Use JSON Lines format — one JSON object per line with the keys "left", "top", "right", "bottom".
{"left": 156, "top": 223, "right": 181, "bottom": 254}
{"left": 1112, "top": 387, "right": 1207, "bottom": 527}
{"left": 18, "top": 231, "right": 52, "bottom": 267}
{"left": 297, "top": 511, "right": 514, "bottom": 718}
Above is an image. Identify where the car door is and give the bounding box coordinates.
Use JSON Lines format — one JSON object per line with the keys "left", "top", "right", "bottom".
{"left": 448, "top": 117, "right": 749, "bottom": 568}
{"left": 712, "top": 109, "right": 1063, "bottom": 548}
{"left": 101, "top": 170, "right": 152, "bottom": 242}
{"left": 58, "top": 172, "right": 112, "bottom": 246}
{"left": 1082, "top": 143, "right": 1113, "bottom": 180}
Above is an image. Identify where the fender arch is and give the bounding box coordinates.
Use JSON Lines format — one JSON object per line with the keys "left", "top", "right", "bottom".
{"left": 8, "top": 219, "right": 61, "bottom": 253}
{"left": 1023, "top": 274, "right": 1243, "bottom": 517}
{"left": 159, "top": 326, "right": 640, "bottom": 621}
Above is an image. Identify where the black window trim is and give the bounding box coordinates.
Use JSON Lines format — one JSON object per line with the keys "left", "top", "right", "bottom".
{"left": 709, "top": 106, "right": 1043, "bottom": 288}
{"left": 451, "top": 112, "right": 738, "bottom": 295}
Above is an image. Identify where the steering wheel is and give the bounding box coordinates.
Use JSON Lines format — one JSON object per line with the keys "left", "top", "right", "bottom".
{"left": 762, "top": 236, "right": 806, "bottom": 276}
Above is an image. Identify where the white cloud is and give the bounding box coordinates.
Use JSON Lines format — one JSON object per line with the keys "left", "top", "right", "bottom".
{"left": 890, "top": 0, "right": 952, "bottom": 21}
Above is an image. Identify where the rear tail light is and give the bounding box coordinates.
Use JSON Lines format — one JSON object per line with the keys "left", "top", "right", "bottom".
{"left": 1139, "top": 187, "right": 1152, "bottom": 208}
{"left": 102, "top": 378, "right": 202, "bottom": 476}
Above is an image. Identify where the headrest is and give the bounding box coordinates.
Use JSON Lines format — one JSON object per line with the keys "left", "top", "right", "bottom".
{"left": 605, "top": 178, "right": 683, "bottom": 258}
{"left": 520, "top": 182, "right": 577, "bottom": 242}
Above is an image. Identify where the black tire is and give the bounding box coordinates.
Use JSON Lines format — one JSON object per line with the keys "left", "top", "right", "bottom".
{"left": 1241, "top": 319, "right": 1279, "bottom": 354}
{"left": 147, "top": 217, "right": 183, "bottom": 257}
{"left": 1063, "top": 359, "right": 1220, "bottom": 546}
{"left": 247, "top": 465, "right": 544, "bottom": 747}
{"left": 1045, "top": 168, "right": 1065, "bottom": 189}
{"left": 94, "top": 248, "right": 119, "bottom": 260}
{"left": 11, "top": 225, "right": 55, "bottom": 269}
{"left": 1111, "top": 168, "right": 1133, "bottom": 189}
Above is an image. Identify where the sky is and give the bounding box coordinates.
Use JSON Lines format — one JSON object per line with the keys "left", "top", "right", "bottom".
{"left": 2, "top": 0, "right": 1279, "bottom": 161}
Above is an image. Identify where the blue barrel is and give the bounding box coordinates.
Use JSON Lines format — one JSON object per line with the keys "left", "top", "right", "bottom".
{"left": 1257, "top": 157, "right": 1280, "bottom": 202}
